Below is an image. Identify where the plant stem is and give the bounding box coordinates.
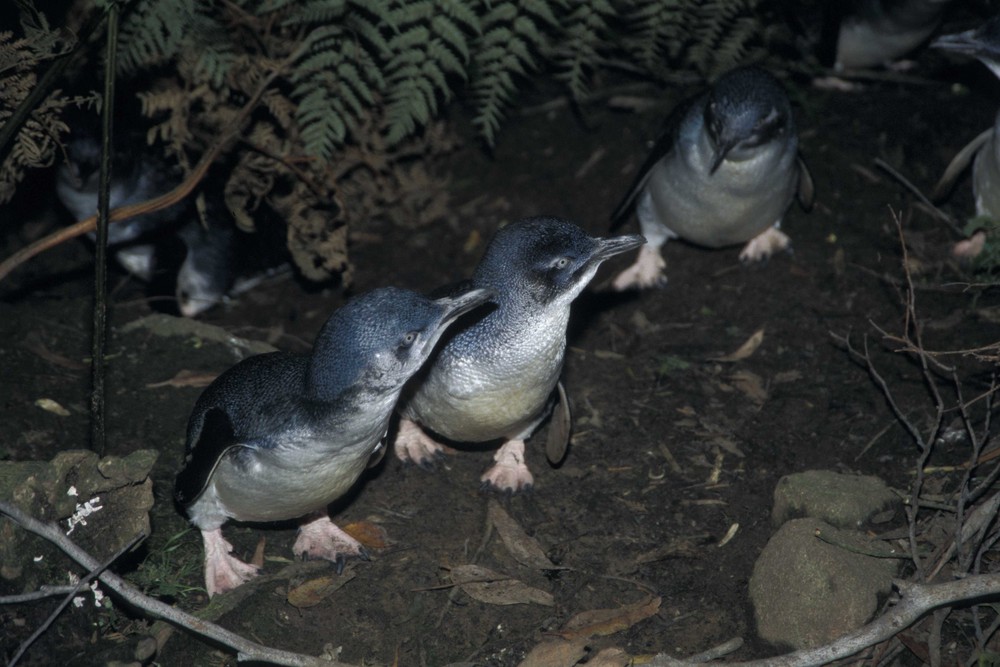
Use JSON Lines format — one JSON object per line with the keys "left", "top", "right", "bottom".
{"left": 90, "top": 1, "right": 119, "bottom": 457}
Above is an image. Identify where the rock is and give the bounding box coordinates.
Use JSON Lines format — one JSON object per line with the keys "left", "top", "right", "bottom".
{"left": 749, "top": 517, "right": 899, "bottom": 650}
{"left": 772, "top": 470, "right": 899, "bottom": 529}
{"left": 0, "top": 449, "right": 157, "bottom": 585}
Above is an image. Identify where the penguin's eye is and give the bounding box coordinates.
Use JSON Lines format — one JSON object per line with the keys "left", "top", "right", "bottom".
{"left": 400, "top": 331, "right": 418, "bottom": 348}
{"left": 550, "top": 257, "right": 570, "bottom": 270}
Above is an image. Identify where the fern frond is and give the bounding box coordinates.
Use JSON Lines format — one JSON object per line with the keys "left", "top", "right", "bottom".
{"left": 546, "top": 1, "right": 616, "bottom": 101}
{"left": 519, "top": 0, "right": 562, "bottom": 30}
{"left": 468, "top": 0, "right": 551, "bottom": 144}
{"left": 298, "top": 86, "right": 347, "bottom": 160}
{"left": 389, "top": 0, "right": 435, "bottom": 26}
{"left": 431, "top": 14, "right": 470, "bottom": 64}
{"left": 436, "top": 0, "right": 481, "bottom": 34}
{"left": 281, "top": 0, "right": 348, "bottom": 25}
{"left": 621, "top": 0, "right": 686, "bottom": 69}
{"left": 117, "top": 0, "right": 197, "bottom": 74}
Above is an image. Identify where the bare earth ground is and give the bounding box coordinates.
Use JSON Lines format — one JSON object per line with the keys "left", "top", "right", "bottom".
{"left": 2, "top": 63, "right": 1000, "bottom": 666}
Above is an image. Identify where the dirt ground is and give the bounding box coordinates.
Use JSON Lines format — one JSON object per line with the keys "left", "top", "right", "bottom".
{"left": 2, "top": 52, "right": 1000, "bottom": 666}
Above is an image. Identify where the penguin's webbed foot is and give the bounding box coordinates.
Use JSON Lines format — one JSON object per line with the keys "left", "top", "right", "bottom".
{"left": 953, "top": 230, "right": 987, "bottom": 261}
{"left": 394, "top": 418, "right": 453, "bottom": 468}
{"left": 739, "top": 226, "right": 791, "bottom": 264}
{"left": 611, "top": 244, "right": 667, "bottom": 291}
{"left": 480, "top": 439, "right": 534, "bottom": 494}
{"left": 201, "top": 528, "right": 260, "bottom": 598}
{"left": 293, "top": 513, "right": 367, "bottom": 568}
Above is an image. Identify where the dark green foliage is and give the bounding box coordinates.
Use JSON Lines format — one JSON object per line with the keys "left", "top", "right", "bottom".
{"left": 3, "top": 0, "right": 787, "bottom": 283}
{"left": 108, "top": 0, "right": 780, "bottom": 156}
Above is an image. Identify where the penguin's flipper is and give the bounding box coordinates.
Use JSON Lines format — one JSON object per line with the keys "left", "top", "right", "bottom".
{"left": 610, "top": 97, "right": 698, "bottom": 230}
{"left": 367, "top": 432, "right": 388, "bottom": 469}
{"left": 796, "top": 155, "right": 816, "bottom": 212}
{"left": 934, "top": 128, "right": 991, "bottom": 202}
{"left": 174, "top": 407, "right": 247, "bottom": 508}
{"left": 428, "top": 279, "right": 475, "bottom": 300}
{"left": 545, "top": 381, "right": 572, "bottom": 466}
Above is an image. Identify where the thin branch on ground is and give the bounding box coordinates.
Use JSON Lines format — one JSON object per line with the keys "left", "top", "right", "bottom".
{"left": 0, "top": 500, "right": 359, "bottom": 667}
{"left": 829, "top": 208, "right": 1000, "bottom": 666}
{"left": 649, "top": 575, "right": 1000, "bottom": 667}
{"left": 872, "top": 158, "right": 961, "bottom": 236}
{"left": 0, "top": 586, "right": 79, "bottom": 604}
{"left": 7, "top": 530, "right": 144, "bottom": 667}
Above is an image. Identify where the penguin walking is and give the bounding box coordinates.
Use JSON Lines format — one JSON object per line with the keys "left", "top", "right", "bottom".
{"left": 174, "top": 286, "right": 492, "bottom": 596}
{"left": 834, "top": 0, "right": 954, "bottom": 71}
{"left": 394, "top": 216, "right": 643, "bottom": 492}
{"left": 610, "top": 65, "right": 813, "bottom": 291}
{"left": 932, "top": 15, "right": 1000, "bottom": 259}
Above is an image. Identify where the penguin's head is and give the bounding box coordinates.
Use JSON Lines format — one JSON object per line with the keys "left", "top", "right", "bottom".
{"left": 307, "top": 286, "right": 493, "bottom": 398}
{"left": 933, "top": 16, "right": 1000, "bottom": 79}
{"left": 474, "top": 216, "right": 644, "bottom": 306}
{"left": 57, "top": 127, "right": 141, "bottom": 196}
{"left": 704, "top": 66, "right": 793, "bottom": 174}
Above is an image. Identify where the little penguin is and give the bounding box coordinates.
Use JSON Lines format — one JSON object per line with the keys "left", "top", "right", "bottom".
{"left": 393, "top": 216, "right": 644, "bottom": 493}
{"left": 56, "top": 131, "right": 187, "bottom": 283}
{"left": 174, "top": 285, "right": 493, "bottom": 596}
{"left": 932, "top": 14, "right": 1000, "bottom": 259}
{"left": 610, "top": 65, "right": 814, "bottom": 291}
{"left": 834, "top": 0, "right": 954, "bottom": 71}
{"left": 56, "top": 132, "right": 270, "bottom": 316}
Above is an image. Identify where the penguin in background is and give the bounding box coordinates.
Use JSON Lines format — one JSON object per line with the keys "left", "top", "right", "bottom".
{"left": 833, "top": 0, "right": 955, "bottom": 71}
{"left": 610, "top": 65, "right": 813, "bottom": 291}
{"left": 932, "top": 14, "right": 1000, "bottom": 260}
{"left": 55, "top": 123, "right": 287, "bottom": 316}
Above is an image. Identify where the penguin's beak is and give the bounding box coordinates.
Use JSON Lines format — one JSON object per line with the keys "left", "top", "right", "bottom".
{"left": 710, "top": 137, "right": 739, "bottom": 174}
{"left": 591, "top": 234, "right": 646, "bottom": 264}
{"left": 432, "top": 287, "right": 495, "bottom": 328}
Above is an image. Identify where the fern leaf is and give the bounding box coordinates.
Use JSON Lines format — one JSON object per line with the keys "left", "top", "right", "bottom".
{"left": 435, "top": 0, "right": 481, "bottom": 34}
{"left": 282, "top": 0, "right": 348, "bottom": 25}
{"left": 431, "top": 14, "right": 470, "bottom": 63}
{"left": 117, "top": 0, "right": 197, "bottom": 75}
{"left": 298, "top": 87, "right": 346, "bottom": 160}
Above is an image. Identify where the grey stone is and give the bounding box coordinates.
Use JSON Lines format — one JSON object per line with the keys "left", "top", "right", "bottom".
{"left": 0, "top": 449, "right": 157, "bottom": 584}
{"left": 750, "top": 517, "right": 899, "bottom": 650}
{"left": 772, "top": 469, "right": 899, "bottom": 529}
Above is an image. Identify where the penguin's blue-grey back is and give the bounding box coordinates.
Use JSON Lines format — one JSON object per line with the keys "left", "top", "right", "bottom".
{"left": 186, "top": 352, "right": 308, "bottom": 447}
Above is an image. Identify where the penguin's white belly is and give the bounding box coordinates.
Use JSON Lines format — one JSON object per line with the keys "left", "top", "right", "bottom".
{"left": 836, "top": 19, "right": 936, "bottom": 70}
{"left": 191, "top": 428, "right": 380, "bottom": 527}
{"left": 409, "top": 327, "right": 566, "bottom": 443}
{"left": 645, "top": 147, "right": 797, "bottom": 248}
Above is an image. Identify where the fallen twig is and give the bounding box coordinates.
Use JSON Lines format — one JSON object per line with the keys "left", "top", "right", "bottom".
{"left": 7, "top": 531, "right": 143, "bottom": 666}
{"left": 0, "top": 586, "right": 78, "bottom": 604}
{"left": 649, "top": 575, "right": 1000, "bottom": 667}
{"left": 0, "top": 500, "right": 358, "bottom": 666}
{"left": 873, "top": 158, "right": 962, "bottom": 236}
